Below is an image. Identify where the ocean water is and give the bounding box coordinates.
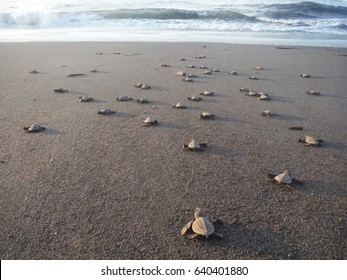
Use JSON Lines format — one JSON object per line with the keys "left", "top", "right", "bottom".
{"left": 1, "top": 0, "right": 347, "bottom": 47}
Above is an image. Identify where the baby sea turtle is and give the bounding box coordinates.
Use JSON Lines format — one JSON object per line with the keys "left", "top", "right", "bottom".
{"left": 258, "top": 93, "right": 271, "bottom": 100}
{"left": 180, "top": 58, "right": 186, "bottom": 61}
{"left": 261, "top": 109, "right": 273, "bottom": 117}
{"left": 245, "top": 91, "right": 260, "bottom": 97}
{"left": 183, "top": 139, "right": 207, "bottom": 151}
{"left": 143, "top": 117, "right": 158, "bottom": 126}
{"left": 300, "top": 74, "right": 311, "bottom": 78}
{"left": 203, "top": 70, "right": 212, "bottom": 75}
{"left": 239, "top": 87, "right": 250, "bottom": 93}
{"left": 188, "top": 74, "right": 197, "bottom": 78}
{"left": 200, "top": 66, "right": 208, "bottom": 69}
{"left": 298, "top": 135, "right": 324, "bottom": 146}
{"left": 181, "top": 208, "right": 223, "bottom": 239}
{"left": 306, "top": 90, "right": 320, "bottom": 96}
{"left": 161, "top": 64, "right": 170, "bottom": 67}
{"left": 199, "top": 111, "right": 215, "bottom": 119}
{"left": 175, "top": 71, "right": 186, "bottom": 76}
{"left": 267, "top": 170, "right": 302, "bottom": 189}
{"left": 29, "top": 70, "right": 40, "bottom": 74}
{"left": 54, "top": 88, "right": 69, "bottom": 93}
{"left": 96, "top": 52, "right": 103, "bottom": 55}
{"left": 78, "top": 96, "right": 94, "bottom": 102}
{"left": 187, "top": 65, "right": 195, "bottom": 68}
{"left": 187, "top": 94, "right": 202, "bottom": 101}
{"left": 195, "top": 55, "right": 206, "bottom": 59}
{"left": 97, "top": 108, "right": 115, "bottom": 115}
{"left": 135, "top": 82, "right": 150, "bottom": 89}
{"left": 182, "top": 77, "right": 194, "bottom": 82}
{"left": 249, "top": 76, "right": 258, "bottom": 80}
{"left": 211, "top": 68, "right": 220, "bottom": 72}
{"left": 254, "top": 66, "right": 265, "bottom": 70}
{"left": 230, "top": 71, "right": 238, "bottom": 75}
{"left": 173, "top": 102, "right": 186, "bottom": 109}
{"left": 199, "top": 91, "right": 214, "bottom": 96}
{"left": 117, "top": 96, "right": 133, "bottom": 101}
{"left": 23, "top": 123, "right": 45, "bottom": 133}
{"left": 136, "top": 98, "right": 149, "bottom": 104}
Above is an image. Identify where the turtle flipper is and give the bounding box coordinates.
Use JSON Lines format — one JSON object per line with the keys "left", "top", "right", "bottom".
{"left": 181, "top": 220, "right": 193, "bottom": 236}
{"left": 186, "top": 233, "right": 199, "bottom": 239}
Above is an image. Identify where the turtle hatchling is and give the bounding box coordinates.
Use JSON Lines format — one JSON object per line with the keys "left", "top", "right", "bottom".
{"left": 23, "top": 123, "right": 45, "bottom": 133}
{"left": 258, "top": 93, "right": 271, "bottom": 100}
{"left": 261, "top": 109, "right": 273, "bottom": 117}
{"left": 136, "top": 98, "right": 149, "bottom": 104}
{"left": 249, "top": 76, "right": 258, "bottom": 80}
{"left": 211, "top": 68, "right": 220, "bottom": 72}
{"left": 254, "top": 66, "right": 265, "bottom": 70}
{"left": 267, "top": 170, "right": 302, "bottom": 189}
{"left": 175, "top": 71, "right": 186, "bottom": 76}
{"left": 199, "top": 91, "right": 214, "bottom": 96}
{"left": 300, "top": 73, "right": 311, "bottom": 78}
{"left": 135, "top": 83, "right": 151, "bottom": 89}
{"left": 181, "top": 208, "right": 223, "bottom": 239}
{"left": 239, "top": 88, "right": 250, "bottom": 93}
{"left": 245, "top": 90, "right": 260, "bottom": 97}
{"left": 230, "top": 71, "right": 238, "bottom": 75}
{"left": 187, "top": 94, "right": 202, "bottom": 101}
{"left": 199, "top": 111, "right": 215, "bottom": 119}
{"left": 183, "top": 139, "right": 207, "bottom": 151}
{"left": 97, "top": 108, "right": 115, "bottom": 115}
{"left": 117, "top": 96, "right": 133, "bottom": 101}
{"left": 54, "top": 88, "right": 69, "bottom": 93}
{"left": 298, "top": 135, "right": 324, "bottom": 146}
{"left": 200, "top": 66, "right": 208, "bottom": 69}
{"left": 203, "top": 70, "right": 212, "bottom": 75}
{"left": 306, "top": 90, "right": 320, "bottom": 96}
{"left": 173, "top": 102, "right": 186, "bottom": 109}
{"left": 143, "top": 117, "right": 158, "bottom": 126}
{"left": 182, "top": 77, "right": 194, "bottom": 82}
{"left": 79, "top": 96, "right": 94, "bottom": 102}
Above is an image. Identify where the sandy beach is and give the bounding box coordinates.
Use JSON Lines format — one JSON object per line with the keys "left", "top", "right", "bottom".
{"left": 0, "top": 42, "right": 346, "bottom": 260}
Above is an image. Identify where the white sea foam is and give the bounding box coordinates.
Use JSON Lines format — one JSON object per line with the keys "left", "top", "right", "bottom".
{"left": 1, "top": 0, "right": 347, "bottom": 46}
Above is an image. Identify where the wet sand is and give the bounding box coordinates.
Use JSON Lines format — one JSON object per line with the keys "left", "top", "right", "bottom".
{"left": 0, "top": 42, "right": 346, "bottom": 259}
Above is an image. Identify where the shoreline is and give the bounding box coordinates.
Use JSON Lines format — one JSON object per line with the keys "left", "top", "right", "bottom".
{"left": 0, "top": 41, "right": 346, "bottom": 260}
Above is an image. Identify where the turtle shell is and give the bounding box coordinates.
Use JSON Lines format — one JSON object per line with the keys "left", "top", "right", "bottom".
{"left": 25, "top": 123, "right": 45, "bottom": 132}
{"left": 192, "top": 217, "right": 215, "bottom": 237}
{"left": 174, "top": 102, "right": 186, "bottom": 108}
{"left": 144, "top": 117, "right": 156, "bottom": 124}
{"left": 175, "top": 71, "right": 186, "bottom": 76}
{"left": 258, "top": 93, "right": 270, "bottom": 100}
{"left": 254, "top": 66, "right": 264, "bottom": 70}
{"left": 188, "top": 139, "right": 200, "bottom": 149}
{"left": 274, "top": 171, "right": 292, "bottom": 184}
{"left": 305, "top": 136, "right": 319, "bottom": 145}
{"left": 200, "top": 91, "right": 214, "bottom": 96}
{"left": 98, "top": 108, "right": 114, "bottom": 115}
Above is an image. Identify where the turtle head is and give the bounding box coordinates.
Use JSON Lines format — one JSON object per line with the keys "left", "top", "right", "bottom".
{"left": 194, "top": 208, "right": 204, "bottom": 219}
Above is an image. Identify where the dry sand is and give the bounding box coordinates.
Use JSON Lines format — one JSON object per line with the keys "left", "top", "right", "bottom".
{"left": 0, "top": 42, "right": 346, "bottom": 260}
